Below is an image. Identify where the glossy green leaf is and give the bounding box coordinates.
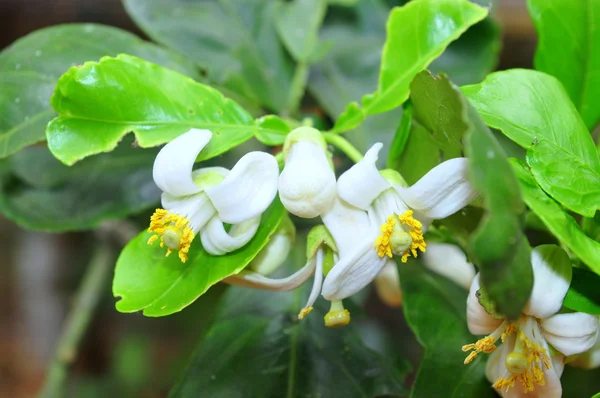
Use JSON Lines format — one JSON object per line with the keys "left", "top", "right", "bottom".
{"left": 170, "top": 262, "right": 409, "bottom": 397}
{"left": 387, "top": 102, "right": 412, "bottom": 170}
{"left": 398, "top": 261, "right": 495, "bottom": 398}
{"left": 0, "top": 140, "right": 159, "bottom": 231}
{"left": 511, "top": 160, "right": 600, "bottom": 276}
{"left": 0, "top": 23, "right": 199, "bottom": 160}
{"left": 123, "top": 0, "right": 295, "bottom": 113}
{"left": 47, "top": 55, "right": 282, "bottom": 166}
{"left": 583, "top": 213, "right": 600, "bottom": 243}
{"left": 331, "top": 0, "right": 488, "bottom": 133}
{"left": 462, "top": 69, "right": 600, "bottom": 217}
{"left": 275, "top": 0, "right": 327, "bottom": 63}
{"left": 409, "top": 71, "right": 467, "bottom": 159}
{"left": 113, "top": 198, "right": 285, "bottom": 317}
{"left": 394, "top": 121, "right": 441, "bottom": 185}
{"left": 527, "top": 0, "right": 600, "bottom": 130}
{"left": 254, "top": 115, "right": 291, "bottom": 146}
{"left": 563, "top": 267, "right": 600, "bottom": 315}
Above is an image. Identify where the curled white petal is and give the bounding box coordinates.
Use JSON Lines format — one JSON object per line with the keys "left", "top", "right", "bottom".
{"left": 224, "top": 258, "right": 316, "bottom": 291}
{"left": 523, "top": 245, "right": 572, "bottom": 319}
{"left": 466, "top": 274, "right": 503, "bottom": 335}
{"left": 370, "top": 189, "right": 409, "bottom": 223}
{"left": 570, "top": 334, "right": 600, "bottom": 369}
{"left": 321, "top": 237, "right": 387, "bottom": 301}
{"left": 206, "top": 151, "right": 279, "bottom": 224}
{"left": 395, "top": 157, "right": 477, "bottom": 219}
{"left": 302, "top": 247, "right": 325, "bottom": 311}
{"left": 540, "top": 312, "right": 599, "bottom": 356}
{"left": 162, "top": 192, "right": 215, "bottom": 233}
{"left": 374, "top": 260, "right": 402, "bottom": 307}
{"left": 278, "top": 142, "right": 336, "bottom": 218}
{"left": 321, "top": 196, "right": 371, "bottom": 257}
{"left": 200, "top": 216, "right": 260, "bottom": 255}
{"left": 248, "top": 231, "right": 293, "bottom": 276}
{"left": 337, "top": 143, "right": 390, "bottom": 210}
{"left": 422, "top": 242, "right": 475, "bottom": 289}
{"left": 152, "top": 129, "right": 212, "bottom": 197}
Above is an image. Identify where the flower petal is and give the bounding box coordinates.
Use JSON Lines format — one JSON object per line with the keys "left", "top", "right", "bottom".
{"left": 541, "top": 312, "right": 599, "bottom": 356}
{"left": 466, "top": 274, "right": 503, "bottom": 335}
{"left": 321, "top": 237, "right": 387, "bottom": 301}
{"left": 395, "top": 157, "right": 477, "bottom": 219}
{"left": 337, "top": 143, "right": 391, "bottom": 210}
{"left": 321, "top": 196, "right": 372, "bottom": 258}
{"left": 570, "top": 335, "right": 600, "bottom": 369}
{"left": 162, "top": 191, "right": 215, "bottom": 233}
{"left": 205, "top": 151, "right": 279, "bottom": 224}
{"left": 200, "top": 216, "right": 260, "bottom": 255}
{"left": 370, "top": 189, "right": 409, "bottom": 223}
{"left": 278, "top": 142, "right": 336, "bottom": 218}
{"left": 224, "top": 258, "right": 316, "bottom": 291}
{"left": 152, "top": 129, "right": 212, "bottom": 197}
{"left": 523, "top": 245, "right": 572, "bottom": 319}
{"left": 422, "top": 242, "right": 475, "bottom": 290}
{"left": 248, "top": 229, "right": 293, "bottom": 276}
{"left": 374, "top": 260, "right": 402, "bottom": 307}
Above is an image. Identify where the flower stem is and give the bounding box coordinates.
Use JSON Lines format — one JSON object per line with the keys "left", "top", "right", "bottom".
{"left": 38, "top": 238, "right": 114, "bottom": 398}
{"left": 322, "top": 133, "right": 363, "bottom": 163}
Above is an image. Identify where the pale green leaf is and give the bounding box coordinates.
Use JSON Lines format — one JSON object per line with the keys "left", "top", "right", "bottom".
{"left": 463, "top": 69, "right": 600, "bottom": 217}
{"left": 275, "top": 0, "right": 327, "bottom": 63}
{"left": 113, "top": 198, "right": 285, "bottom": 317}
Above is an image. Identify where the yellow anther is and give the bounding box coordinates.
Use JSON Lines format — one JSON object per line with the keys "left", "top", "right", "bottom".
{"left": 374, "top": 216, "right": 396, "bottom": 258}
{"left": 374, "top": 210, "right": 426, "bottom": 262}
{"left": 398, "top": 210, "right": 426, "bottom": 262}
{"left": 147, "top": 208, "right": 195, "bottom": 263}
{"left": 298, "top": 306, "right": 313, "bottom": 320}
{"left": 462, "top": 336, "right": 498, "bottom": 364}
{"left": 324, "top": 300, "right": 351, "bottom": 328}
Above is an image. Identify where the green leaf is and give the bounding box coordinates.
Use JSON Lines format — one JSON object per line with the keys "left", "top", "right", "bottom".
{"left": 47, "top": 55, "right": 281, "bottom": 165}
{"left": 563, "top": 267, "right": 600, "bottom": 315}
{"left": 583, "top": 212, "right": 600, "bottom": 242}
{"left": 511, "top": 160, "right": 600, "bottom": 276}
{"left": 464, "top": 98, "right": 533, "bottom": 320}
{"left": 170, "top": 261, "right": 409, "bottom": 397}
{"left": 386, "top": 101, "right": 412, "bottom": 170}
{"left": 254, "top": 115, "right": 291, "bottom": 146}
{"left": 394, "top": 121, "right": 441, "bottom": 185}
{"left": 0, "top": 23, "right": 200, "bottom": 160}
{"left": 398, "top": 261, "right": 495, "bottom": 398}
{"left": 527, "top": 0, "right": 600, "bottom": 130}
{"left": 409, "top": 71, "right": 467, "bottom": 159}
{"left": 462, "top": 69, "right": 600, "bottom": 217}
{"left": 275, "top": 0, "right": 327, "bottom": 63}
{"left": 123, "top": 0, "right": 295, "bottom": 113}
{"left": 561, "top": 366, "right": 600, "bottom": 398}
{"left": 113, "top": 198, "right": 285, "bottom": 317}
{"left": 0, "top": 140, "right": 159, "bottom": 231}
{"left": 331, "top": 0, "right": 488, "bottom": 133}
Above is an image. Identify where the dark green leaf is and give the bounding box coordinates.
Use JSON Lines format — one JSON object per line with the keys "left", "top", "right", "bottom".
{"left": 563, "top": 267, "right": 600, "bottom": 315}
{"left": 387, "top": 101, "right": 412, "bottom": 170}
{"left": 331, "top": 0, "right": 488, "bottom": 133}
{"left": 0, "top": 23, "right": 199, "bottom": 159}
{"left": 527, "top": 0, "right": 600, "bottom": 130}
{"left": 275, "top": 0, "right": 327, "bottom": 63}
{"left": 561, "top": 366, "right": 600, "bottom": 398}
{"left": 170, "top": 260, "right": 409, "bottom": 397}
{"left": 47, "top": 55, "right": 281, "bottom": 165}
{"left": 123, "top": 0, "right": 295, "bottom": 113}
{"left": 398, "top": 261, "right": 495, "bottom": 398}
{"left": 0, "top": 140, "right": 159, "bottom": 231}
{"left": 113, "top": 198, "right": 285, "bottom": 317}
{"left": 395, "top": 121, "right": 441, "bottom": 185}
{"left": 511, "top": 160, "right": 600, "bottom": 275}
{"left": 462, "top": 69, "right": 600, "bottom": 217}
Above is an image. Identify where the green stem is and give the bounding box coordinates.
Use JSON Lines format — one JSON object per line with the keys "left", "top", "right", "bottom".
{"left": 38, "top": 239, "right": 114, "bottom": 398}
{"left": 322, "top": 133, "right": 363, "bottom": 163}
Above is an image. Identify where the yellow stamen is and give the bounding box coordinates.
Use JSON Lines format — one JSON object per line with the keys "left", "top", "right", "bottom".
{"left": 462, "top": 336, "right": 498, "bottom": 364}
{"left": 374, "top": 210, "right": 426, "bottom": 262}
{"left": 324, "top": 300, "right": 350, "bottom": 328}
{"left": 147, "top": 208, "right": 195, "bottom": 263}
{"left": 298, "top": 306, "right": 313, "bottom": 320}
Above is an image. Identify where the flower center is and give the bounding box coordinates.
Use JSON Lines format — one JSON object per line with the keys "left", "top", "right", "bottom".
{"left": 374, "top": 210, "right": 426, "bottom": 262}
{"left": 463, "top": 321, "right": 551, "bottom": 393}
{"left": 147, "top": 208, "right": 195, "bottom": 263}
{"left": 324, "top": 300, "right": 350, "bottom": 328}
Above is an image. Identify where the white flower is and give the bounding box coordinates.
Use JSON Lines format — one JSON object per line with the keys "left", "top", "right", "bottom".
{"left": 320, "top": 142, "right": 477, "bottom": 301}
{"left": 374, "top": 242, "right": 476, "bottom": 308}
{"left": 569, "top": 327, "right": 600, "bottom": 369}
{"left": 246, "top": 215, "right": 295, "bottom": 276}
{"left": 147, "top": 128, "right": 279, "bottom": 261}
{"left": 278, "top": 127, "right": 336, "bottom": 218}
{"left": 463, "top": 245, "right": 599, "bottom": 398}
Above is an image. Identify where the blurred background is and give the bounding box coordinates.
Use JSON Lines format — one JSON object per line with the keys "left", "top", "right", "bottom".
{"left": 0, "top": 0, "right": 540, "bottom": 397}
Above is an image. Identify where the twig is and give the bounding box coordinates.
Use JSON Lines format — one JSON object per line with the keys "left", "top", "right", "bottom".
{"left": 38, "top": 238, "right": 114, "bottom": 398}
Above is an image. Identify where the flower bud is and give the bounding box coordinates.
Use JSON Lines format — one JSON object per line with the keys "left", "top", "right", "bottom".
{"left": 278, "top": 127, "right": 336, "bottom": 218}
{"left": 374, "top": 262, "right": 402, "bottom": 307}
{"left": 248, "top": 214, "right": 295, "bottom": 276}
